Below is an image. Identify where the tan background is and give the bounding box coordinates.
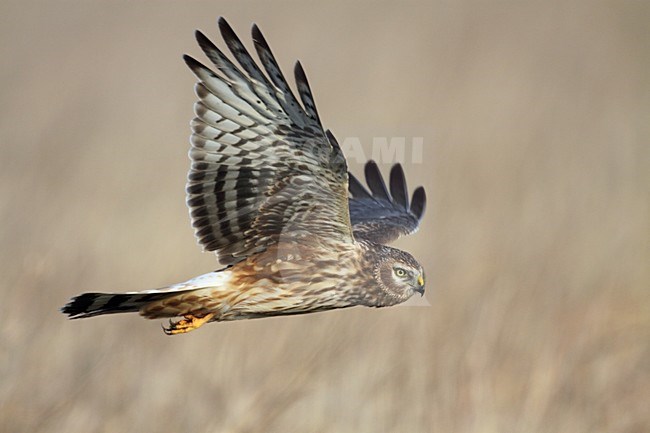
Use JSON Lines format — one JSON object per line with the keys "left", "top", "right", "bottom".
{"left": 1, "top": 1, "right": 648, "bottom": 432}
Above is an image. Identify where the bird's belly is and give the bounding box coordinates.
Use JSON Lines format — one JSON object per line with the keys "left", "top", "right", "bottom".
{"left": 217, "top": 279, "right": 348, "bottom": 321}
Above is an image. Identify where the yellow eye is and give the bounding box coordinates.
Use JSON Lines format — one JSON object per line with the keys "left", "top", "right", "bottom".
{"left": 394, "top": 268, "right": 407, "bottom": 277}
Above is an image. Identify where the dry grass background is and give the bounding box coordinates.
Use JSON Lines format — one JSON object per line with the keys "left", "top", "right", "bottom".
{"left": 1, "top": 1, "right": 648, "bottom": 432}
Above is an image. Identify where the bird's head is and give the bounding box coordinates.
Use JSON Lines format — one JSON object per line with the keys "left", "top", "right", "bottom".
{"left": 372, "top": 246, "right": 425, "bottom": 305}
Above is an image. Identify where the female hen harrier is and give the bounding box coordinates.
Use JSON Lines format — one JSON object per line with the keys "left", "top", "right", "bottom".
{"left": 62, "top": 18, "right": 427, "bottom": 334}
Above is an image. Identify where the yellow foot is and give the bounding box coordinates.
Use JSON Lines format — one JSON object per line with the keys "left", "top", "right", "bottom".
{"left": 162, "top": 313, "right": 215, "bottom": 335}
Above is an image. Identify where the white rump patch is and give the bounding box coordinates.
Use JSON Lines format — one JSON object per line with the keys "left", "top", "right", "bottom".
{"left": 130, "top": 271, "right": 232, "bottom": 294}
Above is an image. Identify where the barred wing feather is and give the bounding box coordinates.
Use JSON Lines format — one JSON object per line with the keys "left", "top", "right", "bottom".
{"left": 186, "top": 18, "right": 352, "bottom": 265}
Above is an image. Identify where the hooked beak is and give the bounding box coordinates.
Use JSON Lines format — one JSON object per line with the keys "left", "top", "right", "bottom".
{"left": 415, "top": 274, "right": 425, "bottom": 296}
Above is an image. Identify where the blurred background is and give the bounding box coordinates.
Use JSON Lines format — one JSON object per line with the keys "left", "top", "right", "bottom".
{"left": 1, "top": 1, "right": 648, "bottom": 432}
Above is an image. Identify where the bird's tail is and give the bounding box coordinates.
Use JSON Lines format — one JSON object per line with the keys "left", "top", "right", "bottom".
{"left": 61, "top": 271, "right": 230, "bottom": 319}
{"left": 61, "top": 292, "right": 174, "bottom": 319}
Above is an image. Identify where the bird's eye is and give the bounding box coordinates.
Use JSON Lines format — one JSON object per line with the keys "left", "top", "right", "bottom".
{"left": 394, "top": 268, "right": 407, "bottom": 277}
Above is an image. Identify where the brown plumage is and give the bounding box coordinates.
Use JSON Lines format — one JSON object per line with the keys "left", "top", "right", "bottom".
{"left": 61, "top": 18, "right": 427, "bottom": 334}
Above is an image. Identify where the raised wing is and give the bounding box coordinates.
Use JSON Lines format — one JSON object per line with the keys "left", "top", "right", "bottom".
{"left": 348, "top": 161, "right": 426, "bottom": 244}
{"left": 186, "top": 18, "right": 352, "bottom": 265}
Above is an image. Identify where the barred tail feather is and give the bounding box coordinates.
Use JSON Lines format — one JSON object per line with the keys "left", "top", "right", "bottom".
{"left": 61, "top": 292, "right": 173, "bottom": 319}
{"left": 61, "top": 271, "right": 232, "bottom": 319}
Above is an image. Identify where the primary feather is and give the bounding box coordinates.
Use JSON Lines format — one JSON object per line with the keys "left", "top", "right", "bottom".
{"left": 185, "top": 18, "right": 352, "bottom": 265}
{"left": 348, "top": 161, "right": 426, "bottom": 244}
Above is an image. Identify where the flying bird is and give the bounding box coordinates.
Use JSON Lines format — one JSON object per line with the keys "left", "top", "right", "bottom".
{"left": 62, "top": 18, "right": 427, "bottom": 334}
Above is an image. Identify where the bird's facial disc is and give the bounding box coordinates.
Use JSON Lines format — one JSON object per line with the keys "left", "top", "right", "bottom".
{"left": 390, "top": 263, "right": 425, "bottom": 297}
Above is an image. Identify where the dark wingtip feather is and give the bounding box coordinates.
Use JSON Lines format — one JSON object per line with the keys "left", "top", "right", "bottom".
{"left": 194, "top": 30, "right": 212, "bottom": 50}
{"left": 183, "top": 54, "right": 200, "bottom": 68}
{"left": 349, "top": 161, "right": 426, "bottom": 243}
{"left": 348, "top": 171, "right": 372, "bottom": 199}
{"left": 364, "top": 160, "right": 391, "bottom": 202}
{"left": 183, "top": 55, "right": 210, "bottom": 78}
{"left": 194, "top": 30, "right": 222, "bottom": 64}
{"left": 294, "top": 61, "right": 322, "bottom": 124}
{"left": 410, "top": 186, "right": 426, "bottom": 220}
{"left": 389, "top": 164, "right": 409, "bottom": 209}
{"left": 183, "top": 55, "right": 202, "bottom": 77}
{"left": 251, "top": 23, "right": 266, "bottom": 47}
{"left": 218, "top": 16, "right": 236, "bottom": 40}
{"left": 326, "top": 129, "right": 340, "bottom": 150}
{"left": 219, "top": 18, "right": 253, "bottom": 60}
{"left": 294, "top": 60, "right": 307, "bottom": 83}
{"left": 216, "top": 18, "right": 269, "bottom": 86}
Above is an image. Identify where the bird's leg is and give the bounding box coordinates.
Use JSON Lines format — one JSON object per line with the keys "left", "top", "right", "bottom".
{"left": 162, "top": 313, "right": 215, "bottom": 335}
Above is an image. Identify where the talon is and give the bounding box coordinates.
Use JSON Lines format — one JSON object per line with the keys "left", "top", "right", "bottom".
{"left": 161, "top": 313, "right": 215, "bottom": 335}
{"left": 162, "top": 320, "right": 175, "bottom": 335}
